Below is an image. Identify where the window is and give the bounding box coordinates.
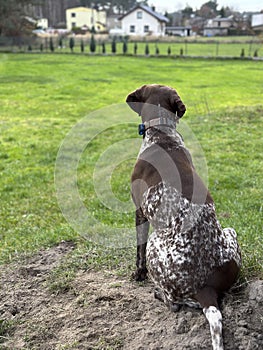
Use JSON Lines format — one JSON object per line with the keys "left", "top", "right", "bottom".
{"left": 130, "top": 25, "right": 135, "bottom": 33}
{"left": 71, "top": 13, "right": 76, "bottom": 18}
{"left": 71, "top": 22, "right": 76, "bottom": 28}
{"left": 137, "top": 11, "right": 143, "bottom": 19}
{"left": 144, "top": 25, "right": 149, "bottom": 33}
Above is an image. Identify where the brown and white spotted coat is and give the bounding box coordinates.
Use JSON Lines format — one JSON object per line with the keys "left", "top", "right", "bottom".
{"left": 127, "top": 84, "right": 241, "bottom": 350}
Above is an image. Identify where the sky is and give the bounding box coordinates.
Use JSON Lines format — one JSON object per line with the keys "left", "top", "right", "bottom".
{"left": 150, "top": 0, "right": 263, "bottom": 13}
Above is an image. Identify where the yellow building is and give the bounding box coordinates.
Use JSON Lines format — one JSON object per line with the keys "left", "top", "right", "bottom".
{"left": 66, "top": 7, "right": 106, "bottom": 31}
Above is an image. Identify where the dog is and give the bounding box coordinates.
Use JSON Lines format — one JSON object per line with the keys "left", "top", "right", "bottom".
{"left": 126, "top": 84, "right": 241, "bottom": 350}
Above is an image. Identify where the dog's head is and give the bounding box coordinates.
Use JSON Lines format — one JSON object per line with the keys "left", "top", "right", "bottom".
{"left": 126, "top": 84, "right": 186, "bottom": 122}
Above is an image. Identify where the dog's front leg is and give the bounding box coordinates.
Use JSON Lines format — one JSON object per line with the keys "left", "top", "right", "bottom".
{"left": 133, "top": 208, "right": 149, "bottom": 281}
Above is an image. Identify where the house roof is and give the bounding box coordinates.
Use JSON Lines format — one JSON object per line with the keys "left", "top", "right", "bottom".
{"left": 119, "top": 4, "right": 169, "bottom": 23}
{"left": 212, "top": 16, "right": 234, "bottom": 22}
{"left": 66, "top": 7, "right": 91, "bottom": 12}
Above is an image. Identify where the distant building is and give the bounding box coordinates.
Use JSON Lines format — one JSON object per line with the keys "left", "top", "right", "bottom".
{"left": 165, "top": 26, "right": 192, "bottom": 37}
{"left": 203, "top": 16, "right": 235, "bottom": 36}
{"left": 66, "top": 7, "right": 106, "bottom": 32}
{"left": 119, "top": 4, "right": 169, "bottom": 36}
{"left": 252, "top": 13, "right": 263, "bottom": 32}
{"left": 37, "top": 18, "right": 48, "bottom": 29}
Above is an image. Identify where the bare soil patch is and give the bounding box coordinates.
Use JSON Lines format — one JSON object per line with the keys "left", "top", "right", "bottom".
{"left": 0, "top": 241, "right": 262, "bottom": 349}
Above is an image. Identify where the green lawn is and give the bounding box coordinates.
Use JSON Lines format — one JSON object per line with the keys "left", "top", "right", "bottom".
{"left": 0, "top": 53, "right": 262, "bottom": 279}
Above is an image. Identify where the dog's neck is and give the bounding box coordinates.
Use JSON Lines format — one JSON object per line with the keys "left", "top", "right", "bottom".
{"left": 143, "top": 116, "right": 176, "bottom": 131}
{"left": 138, "top": 125, "right": 185, "bottom": 156}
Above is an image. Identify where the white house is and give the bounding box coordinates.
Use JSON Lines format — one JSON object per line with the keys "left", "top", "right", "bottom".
{"left": 252, "top": 13, "right": 263, "bottom": 31}
{"left": 203, "top": 16, "right": 235, "bottom": 36}
{"left": 119, "top": 5, "right": 169, "bottom": 36}
{"left": 66, "top": 7, "right": 106, "bottom": 32}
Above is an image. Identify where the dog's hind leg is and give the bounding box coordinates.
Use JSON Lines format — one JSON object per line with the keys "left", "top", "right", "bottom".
{"left": 195, "top": 286, "right": 224, "bottom": 350}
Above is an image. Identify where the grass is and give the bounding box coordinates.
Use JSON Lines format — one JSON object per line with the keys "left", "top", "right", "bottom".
{"left": 0, "top": 319, "right": 15, "bottom": 344}
{"left": 0, "top": 53, "right": 262, "bottom": 280}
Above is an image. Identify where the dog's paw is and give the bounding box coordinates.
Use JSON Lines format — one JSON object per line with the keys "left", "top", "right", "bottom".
{"left": 132, "top": 268, "right": 148, "bottom": 281}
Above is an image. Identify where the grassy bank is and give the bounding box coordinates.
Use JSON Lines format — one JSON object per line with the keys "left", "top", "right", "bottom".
{"left": 0, "top": 53, "right": 262, "bottom": 278}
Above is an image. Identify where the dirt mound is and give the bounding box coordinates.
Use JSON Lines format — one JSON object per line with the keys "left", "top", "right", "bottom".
{"left": 0, "top": 242, "right": 262, "bottom": 349}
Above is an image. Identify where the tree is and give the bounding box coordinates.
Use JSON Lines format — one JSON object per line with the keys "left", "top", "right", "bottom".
{"left": 182, "top": 5, "right": 193, "bottom": 17}
{"left": 198, "top": 1, "right": 218, "bottom": 19}
{"left": 167, "top": 46, "right": 171, "bottom": 55}
{"left": 0, "top": 0, "right": 36, "bottom": 36}
{"left": 110, "top": 0, "right": 138, "bottom": 15}
{"left": 155, "top": 45, "right": 159, "bottom": 55}
{"left": 90, "top": 34, "right": 96, "bottom": 53}
{"left": 219, "top": 7, "right": 226, "bottom": 17}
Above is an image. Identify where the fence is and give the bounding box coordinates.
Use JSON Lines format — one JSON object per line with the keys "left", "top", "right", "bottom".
{"left": 0, "top": 35, "right": 262, "bottom": 58}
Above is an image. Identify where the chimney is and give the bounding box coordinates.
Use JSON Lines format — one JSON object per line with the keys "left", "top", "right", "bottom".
{"left": 152, "top": 6, "right": 156, "bottom": 12}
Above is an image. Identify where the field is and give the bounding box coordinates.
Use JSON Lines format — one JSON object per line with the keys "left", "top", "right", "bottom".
{"left": 0, "top": 53, "right": 262, "bottom": 349}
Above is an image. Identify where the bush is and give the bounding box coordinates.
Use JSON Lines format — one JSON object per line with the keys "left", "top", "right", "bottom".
{"left": 90, "top": 34, "right": 96, "bottom": 53}
{"left": 145, "top": 43, "right": 149, "bottom": 56}
{"left": 80, "top": 39, "right": 84, "bottom": 53}
{"left": 69, "top": 37, "right": 75, "bottom": 52}
{"left": 167, "top": 46, "right": 171, "bottom": 55}
{"left": 134, "top": 42, "right": 138, "bottom": 55}
{"left": 155, "top": 45, "right": 159, "bottom": 55}
{"left": 58, "top": 37, "right": 63, "bottom": 49}
{"left": 49, "top": 38, "right": 54, "bottom": 52}
{"left": 102, "top": 42, "right": 106, "bottom": 54}
{"left": 111, "top": 39, "right": 116, "bottom": 54}
{"left": 123, "top": 40, "right": 128, "bottom": 54}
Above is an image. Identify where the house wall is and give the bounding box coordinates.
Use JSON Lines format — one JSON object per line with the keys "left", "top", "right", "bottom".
{"left": 215, "top": 20, "right": 232, "bottom": 28}
{"left": 203, "top": 27, "right": 228, "bottom": 36}
{"left": 252, "top": 14, "right": 263, "bottom": 27}
{"left": 121, "top": 9, "right": 165, "bottom": 36}
{"left": 66, "top": 7, "right": 106, "bottom": 31}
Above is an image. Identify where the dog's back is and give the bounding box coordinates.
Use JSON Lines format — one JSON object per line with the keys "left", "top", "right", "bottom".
{"left": 133, "top": 127, "right": 241, "bottom": 307}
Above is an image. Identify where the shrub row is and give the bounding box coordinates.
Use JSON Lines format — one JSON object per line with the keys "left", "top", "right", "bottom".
{"left": 32, "top": 36, "right": 259, "bottom": 58}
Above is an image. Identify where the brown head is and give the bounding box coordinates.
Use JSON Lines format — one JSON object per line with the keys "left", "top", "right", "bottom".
{"left": 126, "top": 84, "right": 186, "bottom": 123}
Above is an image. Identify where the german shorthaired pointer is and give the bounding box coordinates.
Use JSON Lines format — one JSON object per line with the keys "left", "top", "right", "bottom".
{"left": 126, "top": 84, "right": 241, "bottom": 350}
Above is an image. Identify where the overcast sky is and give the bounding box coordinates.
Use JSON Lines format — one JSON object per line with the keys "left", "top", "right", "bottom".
{"left": 151, "top": 0, "right": 262, "bottom": 13}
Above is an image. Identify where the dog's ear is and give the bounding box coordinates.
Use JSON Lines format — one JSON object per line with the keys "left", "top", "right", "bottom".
{"left": 169, "top": 90, "right": 186, "bottom": 118}
{"left": 126, "top": 85, "right": 146, "bottom": 114}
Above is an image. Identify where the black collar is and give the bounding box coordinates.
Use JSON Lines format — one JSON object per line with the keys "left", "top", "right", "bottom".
{"left": 138, "top": 117, "right": 176, "bottom": 136}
